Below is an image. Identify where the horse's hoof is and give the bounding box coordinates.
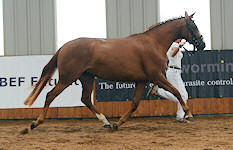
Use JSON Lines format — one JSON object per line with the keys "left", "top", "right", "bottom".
{"left": 112, "top": 123, "right": 118, "bottom": 130}
{"left": 30, "top": 122, "right": 36, "bottom": 130}
{"left": 185, "top": 116, "right": 194, "bottom": 122}
{"left": 104, "top": 124, "right": 112, "bottom": 129}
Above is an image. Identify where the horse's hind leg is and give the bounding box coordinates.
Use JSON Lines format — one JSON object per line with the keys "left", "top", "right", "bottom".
{"left": 156, "top": 73, "right": 193, "bottom": 118}
{"left": 30, "top": 80, "right": 70, "bottom": 130}
{"left": 113, "top": 82, "right": 146, "bottom": 130}
{"left": 79, "top": 73, "right": 111, "bottom": 128}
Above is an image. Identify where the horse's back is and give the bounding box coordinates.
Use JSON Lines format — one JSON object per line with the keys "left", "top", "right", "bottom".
{"left": 56, "top": 36, "right": 164, "bottom": 82}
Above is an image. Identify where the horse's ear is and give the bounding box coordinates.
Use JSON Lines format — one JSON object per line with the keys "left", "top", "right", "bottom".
{"left": 185, "top": 11, "right": 189, "bottom": 19}
{"left": 189, "top": 12, "right": 195, "bottom": 18}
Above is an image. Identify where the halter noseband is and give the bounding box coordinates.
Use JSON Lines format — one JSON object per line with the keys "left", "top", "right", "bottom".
{"left": 185, "top": 17, "right": 203, "bottom": 51}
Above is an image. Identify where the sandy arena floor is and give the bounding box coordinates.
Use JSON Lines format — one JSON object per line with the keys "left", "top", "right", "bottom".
{"left": 0, "top": 116, "right": 232, "bottom": 150}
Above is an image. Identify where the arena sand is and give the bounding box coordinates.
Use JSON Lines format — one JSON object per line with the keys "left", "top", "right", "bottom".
{"left": 0, "top": 116, "right": 232, "bottom": 150}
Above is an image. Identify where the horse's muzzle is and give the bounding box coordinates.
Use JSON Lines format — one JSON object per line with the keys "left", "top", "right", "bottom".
{"left": 197, "top": 41, "right": 205, "bottom": 51}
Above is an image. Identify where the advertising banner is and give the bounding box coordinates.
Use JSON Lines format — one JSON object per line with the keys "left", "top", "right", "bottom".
{"left": 182, "top": 50, "right": 233, "bottom": 98}
{"left": 95, "top": 50, "right": 233, "bottom": 102}
{"left": 0, "top": 55, "right": 93, "bottom": 109}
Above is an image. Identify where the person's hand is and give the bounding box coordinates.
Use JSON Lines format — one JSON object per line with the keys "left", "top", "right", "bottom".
{"left": 179, "top": 41, "right": 186, "bottom": 48}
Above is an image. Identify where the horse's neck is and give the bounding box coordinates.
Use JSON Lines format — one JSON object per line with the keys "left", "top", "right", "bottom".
{"left": 146, "top": 20, "right": 183, "bottom": 52}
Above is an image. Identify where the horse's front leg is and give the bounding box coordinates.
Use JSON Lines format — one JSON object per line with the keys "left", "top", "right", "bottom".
{"left": 113, "top": 82, "right": 146, "bottom": 130}
{"left": 79, "top": 73, "right": 111, "bottom": 129}
{"left": 156, "top": 73, "right": 193, "bottom": 118}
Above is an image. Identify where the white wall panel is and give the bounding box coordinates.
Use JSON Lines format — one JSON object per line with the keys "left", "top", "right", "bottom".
{"left": 15, "top": 0, "right": 28, "bottom": 54}
{"left": 3, "top": 0, "right": 15, "bottom": 55}
{"left": 130, "top": 0, "right": 144, "bottom": 34}
{"left": 143, "top": 0, "right": 160, "bottom": 29}
{"left": 223, "top": 0, "right": 233, "bottom": 49}
{"left": 117, "top": 0, "right": 131, "bottom": 38}
{"left": 3, "top": 0, "right": 56, "bottom": 56}
{"left": 106, "top": 0, "right": 160, "bottom": 38}
{"left": 106, "top": 0, "right": 118, "bottom": 38}
{"left": 27, "top": 0, "right": 42, "bottom": 54}
{"left": 40, "top": 0, "right": 57, "bottom": 54}
{"left": 210, "top": 0, "right": 233, "bottom": 50}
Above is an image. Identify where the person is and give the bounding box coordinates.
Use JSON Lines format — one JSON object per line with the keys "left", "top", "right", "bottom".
{"left": 148, "top": 39, "right": 190, "bottom": 123}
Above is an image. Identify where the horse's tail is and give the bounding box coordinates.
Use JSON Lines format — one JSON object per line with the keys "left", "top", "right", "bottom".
{"left": 24, "top": 50, "right": 60, "bottom": 106}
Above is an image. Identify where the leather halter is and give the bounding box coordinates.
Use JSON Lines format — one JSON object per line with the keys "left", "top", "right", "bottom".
{"left": 185, "top": 17, "right": 203, "bottom": 51}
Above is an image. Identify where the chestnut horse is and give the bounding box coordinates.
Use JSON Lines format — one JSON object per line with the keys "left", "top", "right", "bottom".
{"left": 23, "top": 12, "right": 205, "bottom": 133}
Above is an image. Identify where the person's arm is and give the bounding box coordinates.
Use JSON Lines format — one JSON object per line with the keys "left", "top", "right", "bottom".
{"left": 171, "top": 47, "right": 179, "bottom": 57}
{"left": 171, "top": 41, "right": 185, "bottom": 57}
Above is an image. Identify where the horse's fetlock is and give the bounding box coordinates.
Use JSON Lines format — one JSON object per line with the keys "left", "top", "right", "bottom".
{"left": 119, "top": 118, "right": 126, "bottom": 124}
{"left": 36, "top": 117, "right": 45, "bottom": 125}
{"left": 38, "top": 119, "right": 44, "bottom": 124}
{"left": 184, "top": 108, "right": 189, "bottom": 114}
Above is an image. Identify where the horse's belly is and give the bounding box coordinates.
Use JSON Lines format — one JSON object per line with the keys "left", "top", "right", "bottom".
{"left": 90, "top": 66, "right": 147, "bottom": 82}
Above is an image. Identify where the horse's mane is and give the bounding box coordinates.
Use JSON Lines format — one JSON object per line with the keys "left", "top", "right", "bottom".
{"left": 142, "top": 16, "right": 185, "bottom": 33}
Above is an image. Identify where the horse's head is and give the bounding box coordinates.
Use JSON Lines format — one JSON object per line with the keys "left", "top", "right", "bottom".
{"left": 184, "top": 11, "right": 205, "bottom": 51}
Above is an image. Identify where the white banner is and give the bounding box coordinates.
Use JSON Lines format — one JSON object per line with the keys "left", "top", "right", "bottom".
{"left": 0, "top": 55, "right": 93, "bottom": 109}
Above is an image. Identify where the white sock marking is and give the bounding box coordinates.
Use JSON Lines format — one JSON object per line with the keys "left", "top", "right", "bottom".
{"left": 96, "top": 113, "right": 110, "bottom": 125}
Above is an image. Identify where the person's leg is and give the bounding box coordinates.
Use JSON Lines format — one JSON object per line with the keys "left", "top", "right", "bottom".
{"left": 148, "top": 69, "right": 191, "bottom": 122}
{"left": 157, "top": 83, "right": 188, "bottom": 122}
{"left": 157, "top": 88, "right": 179, "bottom": 103}
{"left": 168, "top": 70, "right": 189, "bottom": 121}
{"left": 166, "top": 69, "right": 189, "bottom": 121}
